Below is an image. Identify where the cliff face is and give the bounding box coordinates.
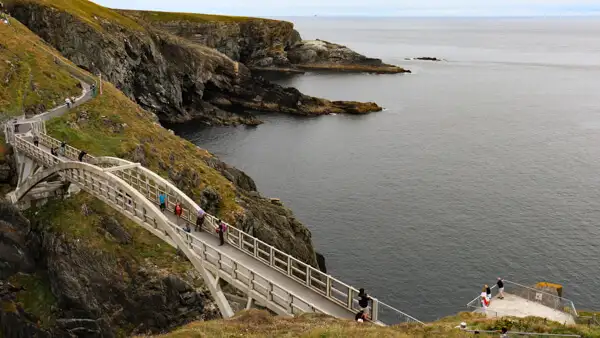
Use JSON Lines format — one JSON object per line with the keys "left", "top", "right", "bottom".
{"left": 7, "top": 2, "right": 381, "bottom": 126}
{"left": 120, "top": 11, "right": 301, "bottom": 69}
{"left": 0, "top": 199, "right": 220, "bottom": 337}
{"left": 120, "top": 10, "right": 409, "bottom": 74}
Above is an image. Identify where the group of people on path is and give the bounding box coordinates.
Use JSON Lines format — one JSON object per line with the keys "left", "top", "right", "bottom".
{"left": 158, "top": 193, "right": 227, "bottom": 246}
{"left": 480, "top": 278, "right": 505, "bottom": 310}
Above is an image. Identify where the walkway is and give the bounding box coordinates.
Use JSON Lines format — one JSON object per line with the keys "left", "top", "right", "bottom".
{"left": 486, "top": 294, "right": 575, "bottom": 325}
{"left": 3, "top": 73, "right": 421, "bottom": 325}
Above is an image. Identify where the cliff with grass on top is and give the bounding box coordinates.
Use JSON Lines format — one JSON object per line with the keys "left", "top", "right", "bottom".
{"left": 5, "top": 0, "right": 384, "bottom": 127}
{"left": 0, "top": 10, "right": 328, "bottom": 337}
{"left": 119, "top": 10, "right": 409, "bottom": 74}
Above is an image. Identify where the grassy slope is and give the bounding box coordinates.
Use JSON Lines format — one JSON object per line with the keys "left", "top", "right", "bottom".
{"left": 118, "top": 9, "right": 269, "bottom": 23}
{"left": 8, "top": 191, "right": 201, "bottom": 329}
{"left": 8, "top": 273, "right": 57, "bottom": 328}
{"left": 4, "top": 0, "right": 143, "bottom": 31}
{"left": 148, "top": 310, "right": 600, "bottom": 338}
{"left": 46, "top": 82, "right": 241, "bottom": 218}
{"left": 0, "top": 18, "right": 80, "bottom": 117}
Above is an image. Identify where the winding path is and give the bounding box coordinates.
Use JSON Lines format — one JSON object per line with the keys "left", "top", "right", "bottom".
{"left": 3, "top": 72, "right": 422, "bottom": 326}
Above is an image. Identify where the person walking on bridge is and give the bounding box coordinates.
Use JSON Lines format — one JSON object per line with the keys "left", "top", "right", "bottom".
{"left": 174, "top": 202, "right": 183, "bottom": 225}
{"left": 216, "top": 219, "right": 226, "bottom": 246}
{"left": 33, "top": 134, "right": 39, "bottom": 147}
{"left": 195, "top": 208, "right": 206, "bottom": 232}
{"left": 59, "top": 141, "right": 66, "bottom": 156}
{"left": 159, "top": 192, "right": 166, "bottom": 212}
{"left": 485, "top": 284, "right": 492, "bottom": 301}
{"left": 78, "top": 150, "right": 87, "bottom": 162}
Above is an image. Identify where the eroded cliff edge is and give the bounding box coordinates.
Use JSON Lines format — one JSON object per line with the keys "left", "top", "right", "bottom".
{"left": 119, "top": 10, "right": 410, "bottom": 74}
{"left": 7, "top": 1, "right": 383, "bottom": 126}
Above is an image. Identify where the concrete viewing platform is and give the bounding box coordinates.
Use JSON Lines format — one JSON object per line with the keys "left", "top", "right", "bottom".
{"left": 480, "top": 293, "right": 575, "bottom": 325}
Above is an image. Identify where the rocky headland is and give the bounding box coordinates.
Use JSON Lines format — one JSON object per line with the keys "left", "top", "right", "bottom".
{"left": 119, "top": 10, "right": 410, "bottom": 75}
{"left": 5, "top": 1, "right": 396, "bottom": 127}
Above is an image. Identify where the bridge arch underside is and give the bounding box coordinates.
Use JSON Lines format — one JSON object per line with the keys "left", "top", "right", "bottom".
{"left": 13, "top": 160, "right": 236, "bottom": 318}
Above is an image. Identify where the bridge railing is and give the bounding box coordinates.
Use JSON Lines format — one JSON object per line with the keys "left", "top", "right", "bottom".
{"left": 58, "top": 161, "right": 332, "bottom": 318}
{"left": 12, "top": 152, "right": 332, "bottom": 319}
{"left": 17, "top": 131, "right": 423, "bottom": 325}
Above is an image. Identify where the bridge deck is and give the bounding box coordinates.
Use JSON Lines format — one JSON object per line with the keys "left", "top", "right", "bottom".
{"left": 164, "top": 212, "right": 356, "bottom": 320}
{"left": 484, "top": 293, "right": 575, "bottom": 325}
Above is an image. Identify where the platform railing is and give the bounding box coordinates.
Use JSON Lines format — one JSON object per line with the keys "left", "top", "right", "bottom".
{"left": 466, "top": 280, "right": 577, "bottom": 319}
{"left": 503, "top": 280, "right": 578, "bottom": 318}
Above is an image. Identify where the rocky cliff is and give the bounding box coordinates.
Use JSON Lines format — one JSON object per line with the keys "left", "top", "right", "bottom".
{"left": 6, "top": 0, "right": 382, "bottom": 126}
{"left": 120, "top": 10, "right": 409, "bottom": 74}
{"left": 0, "top": 199, "right": 220, "bottom": 337}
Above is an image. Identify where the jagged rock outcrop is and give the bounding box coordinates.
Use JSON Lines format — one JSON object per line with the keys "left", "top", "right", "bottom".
{"left": 287, "top": 39, "right": 410, "bottom": 73}
{"left": 119, "top": 10, "right": 409, "bottom": 74}
{"left": 0, "top": 202, "right": 220, "bottom": 337}
{"left": 7, "top": 2, "right": 382, "bottom": 126}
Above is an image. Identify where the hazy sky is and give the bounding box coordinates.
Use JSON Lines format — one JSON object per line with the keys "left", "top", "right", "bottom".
{"left": 93, "top": 0, "right": 600, "bottom": 16}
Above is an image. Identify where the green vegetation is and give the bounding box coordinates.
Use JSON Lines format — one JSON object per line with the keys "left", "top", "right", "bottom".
{"left": 8, "top": 273, "right": 57, "bottom": 328}
{"left": 119, "top": 9, "right": 271, "bottom": 24}
{"left": 0, "top": 18, "right": 80, "bottom": 117}
{"left": 27, "top": 192, "right": 193, "bottom": 276}
{"left": 146, "top": 310, "right": 600, "bottom": 338}
{"left": 46, "top": 82, "right": 241, "bottom": 220}
{"left": 4, "top": 0, "right": 143, "bottom": 31}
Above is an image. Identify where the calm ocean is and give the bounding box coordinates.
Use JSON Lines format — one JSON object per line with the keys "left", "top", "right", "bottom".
{"left": 169, "top": 17, "right": 600, "bottom": 320}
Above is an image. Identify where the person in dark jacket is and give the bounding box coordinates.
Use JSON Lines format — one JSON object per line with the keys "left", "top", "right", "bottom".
{"left": 33, "top": 134, "right": 39, "bottom": 147}
{"left": 195, "top": 208, "right": 206, "bottom": 232}
{"left": 485, "top": 284, "right": 492, "bottom": 301}
{"left": 78, "top": 150, "right": 87, "bottom": 162}
{"left": 358, "top": 288, "right": 371, "bottom": 313}
{"left": 497, "top": 278, "right": 505, "bottom": 299}
{"left": 216, "top": 219, "right": 225, "bottom": 246}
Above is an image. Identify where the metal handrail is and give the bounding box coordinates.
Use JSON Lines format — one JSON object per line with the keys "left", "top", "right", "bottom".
{"left": 466, "top": 280, "right": 578, "bottom": 320}
{"left": 503, "top": 280, "right": 578, "bottom": 317}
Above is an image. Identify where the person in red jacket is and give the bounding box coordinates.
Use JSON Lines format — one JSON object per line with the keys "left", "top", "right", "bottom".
{"left": 174, "top": 202, "right": 183, "bottom": 225}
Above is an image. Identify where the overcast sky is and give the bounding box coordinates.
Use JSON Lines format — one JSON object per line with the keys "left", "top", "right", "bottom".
{"left": 93, "top": 0, "right": 600, "bottom": 17}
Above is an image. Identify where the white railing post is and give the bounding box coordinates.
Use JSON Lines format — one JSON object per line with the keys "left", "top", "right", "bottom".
{"left": 347, "top": 289, "right": 353, "bottom": 309}
{"left": 249, "top": 272, "right": 255, "bottom": 291}
{"left": 326, "top": 277, "right": 331, "bottom": 298}
{"left": 238, "top": 231, "right": 243, "bottom": 249}
{"left": 269, "top": 247, "right": 274, "bottom": 267}
{"left": 371, "top": 299, "right": 379, "bottom": 322}
{"left": 253, "top": 238, "right": 258, "bottom": 258}
{"left": 287, "top": 256, "right": 292, "bottom": 276}
{"left": 306, "top": 267, "right": 311, "bottom": 287}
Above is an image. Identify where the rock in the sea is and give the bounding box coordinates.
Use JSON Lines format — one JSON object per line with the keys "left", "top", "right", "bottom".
{"left": 287, "top": 39, "right": 409, "bottom": 73}
{"left": 412, "top": 57, "right": 443, "bottom": 62}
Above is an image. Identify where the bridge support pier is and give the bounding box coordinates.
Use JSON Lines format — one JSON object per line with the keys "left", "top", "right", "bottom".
{"left": 16, "top": 151, "right": 37, "bottom": 187}
{"left": 202, "top": 270, "right": 234, "bottom": 318}
{"left": 246, "top": 297, "right": 254, "bottom": 310}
